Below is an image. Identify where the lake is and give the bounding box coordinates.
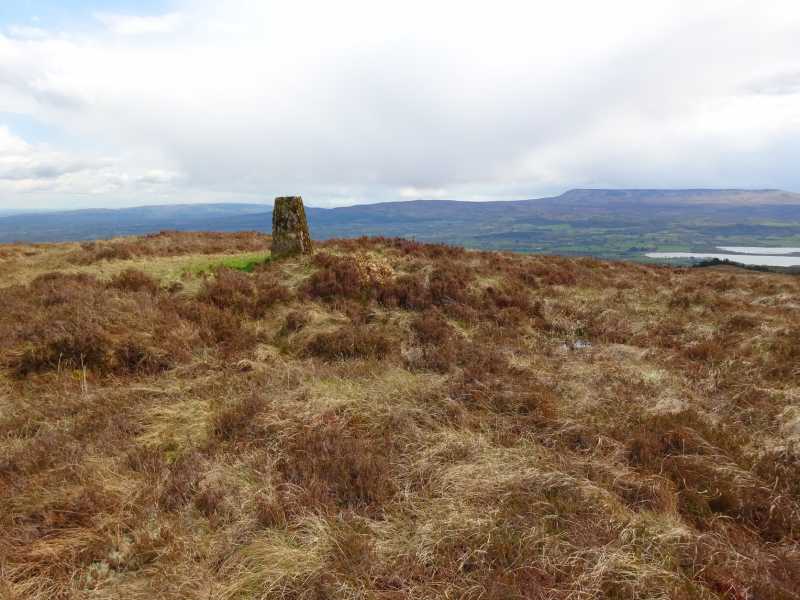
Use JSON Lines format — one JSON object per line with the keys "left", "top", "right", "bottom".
{"left": 717, "top": 246, "right": 800, "bottom": 255}
{"left": 645, "top": 252, "right": 800, "bottom": 267}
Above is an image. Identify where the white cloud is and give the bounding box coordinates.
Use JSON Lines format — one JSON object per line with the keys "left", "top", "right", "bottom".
{"left": 0, "top": 125, "right": 185, "bottom": 205}
{"left": 0, "top": 126, "right": 95, "bottom": 183}
{"left": 0, "top": 0, "right": 798, "bottom": 209}
{"left": 6, "top": 25, "right": 49, "bottom": 40}
{"left": 94, "top": 12, "right": 184, "bottom": 36}
{"left": 399, "top": 187, "right": 449, "bottom": 199}
{"left": 135, "top": 169, "right": 183, "bottom": 185}
{"left": 748, "top": 70, "right": 800, "bottom": 96}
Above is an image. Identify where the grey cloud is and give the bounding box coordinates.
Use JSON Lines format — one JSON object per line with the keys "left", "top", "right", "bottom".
{"left": 0, "top": 159, "right": 97, "bottom": 181}
{"left": 0, "top": 58, "right": 85, "bottom": 111}
{"left": 0, "top": 2, "right": 799, "bottom": 209}
{"left": 134, "top": 171, "right": 182, "bottom": 185}
{"left": 747, "top": 70, "right": 800, "bottom": 96}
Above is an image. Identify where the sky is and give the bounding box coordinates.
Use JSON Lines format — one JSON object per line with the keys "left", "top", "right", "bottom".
{"left": 0, "top": 1, "right": 799, "bottom": 210}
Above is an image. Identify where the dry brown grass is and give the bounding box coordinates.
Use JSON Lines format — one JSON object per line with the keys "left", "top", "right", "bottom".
{"left": 68, "top": 230, "right": 271, "bottom": 265}
{"left": 1, "top": 233, "right": 799, "bottom": 599}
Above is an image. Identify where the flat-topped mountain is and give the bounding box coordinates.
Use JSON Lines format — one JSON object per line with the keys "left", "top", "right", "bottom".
{"left": 551, "top": 188, "right": 800, "bottom": 205}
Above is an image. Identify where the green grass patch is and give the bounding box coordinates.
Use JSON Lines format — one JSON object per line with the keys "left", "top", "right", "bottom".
{"left": 183, "top": 252, "right": 272, "bottom": 276}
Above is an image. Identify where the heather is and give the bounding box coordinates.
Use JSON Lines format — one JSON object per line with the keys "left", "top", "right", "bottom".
{"left": 1, "top": 232, "right": 799, "bottom": 599}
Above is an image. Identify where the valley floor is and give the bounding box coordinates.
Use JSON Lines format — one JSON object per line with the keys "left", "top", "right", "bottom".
{"left": 1, "top": 232, "right": 799, "bottom": 599}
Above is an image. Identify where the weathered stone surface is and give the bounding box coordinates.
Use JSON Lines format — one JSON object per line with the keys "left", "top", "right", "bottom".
{"left": 271, "top": 196, "right": 312, "bottom": 258}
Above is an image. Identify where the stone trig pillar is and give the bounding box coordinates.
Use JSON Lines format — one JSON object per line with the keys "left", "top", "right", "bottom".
{"left": 271, "top": 196, "right": 313, "bottom": 258}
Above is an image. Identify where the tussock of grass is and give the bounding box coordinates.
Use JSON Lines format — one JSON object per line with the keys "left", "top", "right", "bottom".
{"left": 1, "top": 233, "right": 799, "bottom": 598}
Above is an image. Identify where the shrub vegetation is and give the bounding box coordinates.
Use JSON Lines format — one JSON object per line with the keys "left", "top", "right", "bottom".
{"left": 1, "top": 233, "right": 799, "bottom": 599}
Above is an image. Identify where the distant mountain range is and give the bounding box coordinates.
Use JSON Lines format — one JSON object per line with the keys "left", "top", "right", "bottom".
{"left": 0, "top": 209, "right": 50, "bottom": 217}
{"left": 2, "top": 189, "right": 800, "bottom": 260}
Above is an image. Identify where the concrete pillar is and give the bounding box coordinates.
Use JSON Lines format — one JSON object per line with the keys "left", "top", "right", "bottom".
{"left": 271, "top": 196, "right": 313, "bottom": 258}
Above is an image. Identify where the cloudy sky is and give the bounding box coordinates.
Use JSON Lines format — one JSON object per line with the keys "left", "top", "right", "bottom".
{"left": 0, "top": 1, "right": 798, "bottom": 210}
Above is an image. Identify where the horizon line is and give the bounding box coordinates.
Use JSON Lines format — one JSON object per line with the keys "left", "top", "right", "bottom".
{"left": 1, "top": 187, "right": 796, "bottom": 216}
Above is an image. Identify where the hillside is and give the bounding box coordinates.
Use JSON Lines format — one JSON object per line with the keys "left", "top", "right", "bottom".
{"left": 3, "top": 189, "right": 800, "bottom": 260}
{"left": 1, "top": 232, "right": 799, "bottom": 599}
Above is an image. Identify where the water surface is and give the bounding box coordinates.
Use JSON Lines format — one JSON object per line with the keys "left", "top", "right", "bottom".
{"left": 646, "top": 253, "right": 800, "bottom": 267}
{"left": 717, "top": 246, "right": 800, "bottom": 255}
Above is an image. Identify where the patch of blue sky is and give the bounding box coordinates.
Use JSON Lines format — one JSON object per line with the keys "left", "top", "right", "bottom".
{"left": 0, "top": 112, "right": 119, "bottom": 159}
{"left": 0, "top": 0, "right": 171, "bottom": 31}
{"left": 0, "top": 112, "right": 65, "bottom": 144}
